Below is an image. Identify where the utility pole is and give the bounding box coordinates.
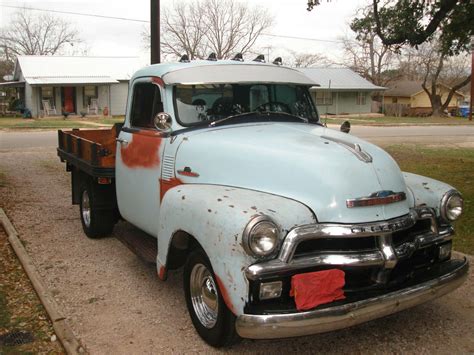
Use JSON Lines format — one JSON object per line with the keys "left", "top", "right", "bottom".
{"left": 471, "top": 0, "right": 474, "bottom": 121}
{"left": 150, "top": 0, "right": 160, "bottom": 64}
{"left": 470, "top": 34, "right": 473, "bottom": 121}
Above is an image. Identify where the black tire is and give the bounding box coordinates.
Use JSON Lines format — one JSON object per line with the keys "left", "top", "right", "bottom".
{"left": 183, "top": 248, "right": 240, "bottom": 348}
{"left": 79, "top": 181, "right": 116, "bottom": 239}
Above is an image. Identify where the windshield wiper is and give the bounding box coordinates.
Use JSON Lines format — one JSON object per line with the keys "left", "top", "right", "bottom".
{"left": 267, "top": 111, "right": 309, "bottom": 123}
{"left": 208, "top": 111, "right": 320, "bottom": 128}
{"left": 208, "top": 112, "right": 262, "bottom": 127}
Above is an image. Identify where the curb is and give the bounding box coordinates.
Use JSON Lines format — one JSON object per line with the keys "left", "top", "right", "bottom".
{"left": 0, "top": 208, "right": 86, "bottom": 354}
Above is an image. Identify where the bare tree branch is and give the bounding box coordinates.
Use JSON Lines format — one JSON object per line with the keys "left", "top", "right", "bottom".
{"left": 0, "top": 9, "right": 81, "bottom": 57}
{"left": 144, "top": 0, "right": 273, "bottom": 61}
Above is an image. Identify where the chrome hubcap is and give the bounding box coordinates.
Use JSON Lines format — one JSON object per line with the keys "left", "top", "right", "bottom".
{"left": 190, "top": 263, "right": 218, "bottom": 328}
{"left": 81, "top": 190, "right": 91, "bottom": 228}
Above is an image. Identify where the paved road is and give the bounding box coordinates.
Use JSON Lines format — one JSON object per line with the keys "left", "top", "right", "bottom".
{"left": 1, "top": 125, "right": 473, "bottom": 150}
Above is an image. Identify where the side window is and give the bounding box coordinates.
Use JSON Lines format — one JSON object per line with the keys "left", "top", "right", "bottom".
{"left": 130, "top": 82, "right": 163, "bottom": 129}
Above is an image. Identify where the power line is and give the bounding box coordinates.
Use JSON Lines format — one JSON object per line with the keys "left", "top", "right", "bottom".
{"left": 261, "top": 33, "right": 343, "bottom": 44}
{"left": 0, "top": 4, "right": 344, "bottom": 44}
{"left": 0, "top": 4, "right": 148, "bottom": 23}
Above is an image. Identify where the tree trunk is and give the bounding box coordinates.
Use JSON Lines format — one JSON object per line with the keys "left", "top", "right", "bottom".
{"left": 430, "top": 94, "right": 444, "bottom": 117}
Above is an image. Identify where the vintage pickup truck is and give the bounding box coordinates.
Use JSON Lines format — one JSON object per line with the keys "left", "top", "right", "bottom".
{"left": 58, "top": 57, "right": 468, "bottom": 347}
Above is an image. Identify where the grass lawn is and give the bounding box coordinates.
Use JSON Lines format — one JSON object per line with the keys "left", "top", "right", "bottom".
{"left": 325, "top": 115, "right": 474, "bottom": 126}
{"left": 0, "top": 116, "right": 124, "bottom": 130}
{"left": 385, "top": 145, "right": 474, "bottom": 255}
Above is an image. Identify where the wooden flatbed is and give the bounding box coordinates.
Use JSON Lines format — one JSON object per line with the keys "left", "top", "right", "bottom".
{"left": 57, "top": 125, "right": 120, "bottom": 178}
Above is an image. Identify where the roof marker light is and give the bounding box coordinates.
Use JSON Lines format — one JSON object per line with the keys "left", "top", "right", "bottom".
{"left": 179, "top": 54, "right": 190, "bottom": 63}
{"left": 273, "top": 57, "right": 282, "bottom": 66}
{"left": 253, "top": 54, "right": 265, "bottom": 63}
{"left": 207, "top": 53, "right": 217, "bottom": 61}
{"left": 232, "top": 53, "right": 244, "bottom": 61}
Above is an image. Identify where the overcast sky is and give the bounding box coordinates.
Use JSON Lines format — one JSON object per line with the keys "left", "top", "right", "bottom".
{"left": 0, "top": 0, "right": 369, "bottom": 66}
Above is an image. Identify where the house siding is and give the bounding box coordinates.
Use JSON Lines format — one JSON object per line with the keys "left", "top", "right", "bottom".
{"left": 110, "top": 82, "right": 129, "bottom": 116}
{"left": 312, "top": 91, "right": 372, "bottom": 115}
{"left": 384, "top": 96, "right": 410, "bottom": 105}
{"left": 411, "top": 88, "right": 463, "bottom": 108}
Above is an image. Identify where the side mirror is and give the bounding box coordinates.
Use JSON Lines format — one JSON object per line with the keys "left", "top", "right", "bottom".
{"left": 340, "top": 120, "right": 351, "bottom": 134}
{"left": 154, "top": 112, "right": 172, "bottom": 132}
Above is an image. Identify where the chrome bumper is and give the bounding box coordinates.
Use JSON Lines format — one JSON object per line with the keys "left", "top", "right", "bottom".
{"left": 236, "top": 258, "right": 469, "bottom": 339}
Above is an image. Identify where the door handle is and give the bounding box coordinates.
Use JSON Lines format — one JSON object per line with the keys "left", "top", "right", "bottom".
{"left": 116, "top": 138, "right": 129, "bottom": 145}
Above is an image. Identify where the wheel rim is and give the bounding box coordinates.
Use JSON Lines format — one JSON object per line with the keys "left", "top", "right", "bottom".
{"left": 190, "top": 263, "right": 219, "bottom": 328}
{"left": 81, "top": 189, "right": 91, "bottom": 228}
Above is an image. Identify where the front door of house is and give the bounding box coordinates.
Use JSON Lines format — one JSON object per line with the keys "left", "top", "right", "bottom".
{"left": 62, "top": 87, "right": 76, "bottom": 113}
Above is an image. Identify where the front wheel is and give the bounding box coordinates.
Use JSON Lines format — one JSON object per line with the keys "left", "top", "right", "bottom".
{"left": 79, "top": 182, "right": 116, "bottom": 238}
{"left": 183, "top": 249, "right": 240, "bottom": 347}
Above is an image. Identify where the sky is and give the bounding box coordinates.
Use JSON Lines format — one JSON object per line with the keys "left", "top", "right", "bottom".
{"left": 0, "top": 0, "right": 370, "bottom": 66}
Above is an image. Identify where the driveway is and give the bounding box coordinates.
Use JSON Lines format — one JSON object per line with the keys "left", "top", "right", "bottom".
{"left": 0, "top": 130, "right": 473, "bottom": 353}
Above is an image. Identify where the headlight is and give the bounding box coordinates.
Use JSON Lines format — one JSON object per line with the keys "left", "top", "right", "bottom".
{"left": 440, "top": 190, "right": 463, "bottom": 222}
{"left": 243, "top": 216, "right": 279, "bottom": 258}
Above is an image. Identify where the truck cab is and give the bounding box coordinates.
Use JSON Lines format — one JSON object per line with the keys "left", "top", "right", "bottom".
{"left": 58, "top": 58, "right": 469, "bottom": 347}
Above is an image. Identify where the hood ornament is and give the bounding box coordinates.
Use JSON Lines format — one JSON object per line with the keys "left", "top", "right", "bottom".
{"left": 346, "top": 191, "right": 406, "bottom": 208}
{"left": 321, "top": 135, "right": 372, "bottom": 163}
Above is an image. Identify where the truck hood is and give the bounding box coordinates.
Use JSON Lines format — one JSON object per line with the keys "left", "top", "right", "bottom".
{"left": 174, "top": 122, "right": 412, "bottom": 223}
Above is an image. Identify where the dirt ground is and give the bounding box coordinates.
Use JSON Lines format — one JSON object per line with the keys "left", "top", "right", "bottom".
{"left": 0, "top": 227, "right": 64, "bottom": 354}
{"left": 0, "top": 146, "right": 473, "bottom": 354}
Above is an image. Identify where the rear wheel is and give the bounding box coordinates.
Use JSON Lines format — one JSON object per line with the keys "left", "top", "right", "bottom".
{"left": 184, "top": 248, "right": 240, "bottom": 347}
{"left": 79, "top": 182, "right": 116, "bottom": 238}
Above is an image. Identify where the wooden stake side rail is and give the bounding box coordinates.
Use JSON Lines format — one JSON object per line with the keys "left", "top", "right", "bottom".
{"left": 57, "top": 128, "right": 117, "bottom": 178}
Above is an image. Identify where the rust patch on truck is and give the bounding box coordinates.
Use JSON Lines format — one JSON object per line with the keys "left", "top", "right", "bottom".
{"left": 216, "top": 275, "right": 236, "bottom": 315}
{"left": 158, "top": 265, "right": 167, "bottom": 280}
{"left": 121, "top": 134, "right": 162, "bottom": 168}
{"left": 159, "top": 177, "right": 183, "bottom": 202}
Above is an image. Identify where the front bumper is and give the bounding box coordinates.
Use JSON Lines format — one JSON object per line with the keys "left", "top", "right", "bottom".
{"left": 235, "top": 257, "right": 468, "bottom": 339}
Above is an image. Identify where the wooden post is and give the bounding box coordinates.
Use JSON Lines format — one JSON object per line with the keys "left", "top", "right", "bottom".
{"left": 150, "top": 0, "right": 160, "bottom": 64}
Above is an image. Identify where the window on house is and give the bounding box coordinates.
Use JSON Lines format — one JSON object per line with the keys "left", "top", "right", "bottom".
{"left": 315, "top": 91, "right": 333, "bottom": 105}
{"left": 356, "top": 92, "right": 366, "bottom": 105}
{"left": 41, "top": 87, "right": 55, "bottom": 105}
{"left": 392, "top": 97, "right": 398, "bottom": 104}
{"left": 130, "top": 82, "right": 163, "bottom": 129}
{"left": 83, "top": 86, "right": 98, "bottom": 107}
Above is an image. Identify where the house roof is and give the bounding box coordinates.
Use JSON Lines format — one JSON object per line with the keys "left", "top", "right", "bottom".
{"left": 298, "top": 68, "right": 386, "bottom": 91}
{"left": 385, "top": 80, "right": 466, "bottom": 98}
{"left": 384, "top": 80, "right": 424, "bottom": 97}
{"left": 14, "top": 56, "right": 144, "bottom": 85}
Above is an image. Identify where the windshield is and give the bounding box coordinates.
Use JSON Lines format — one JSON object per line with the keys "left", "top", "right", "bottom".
{"left": 174, "top": 83, "right": 319, "bottom": 126}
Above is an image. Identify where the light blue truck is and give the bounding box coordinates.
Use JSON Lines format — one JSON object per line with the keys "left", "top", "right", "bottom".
{"left": 58, "top": 58, "right": 468, "bottom": 347}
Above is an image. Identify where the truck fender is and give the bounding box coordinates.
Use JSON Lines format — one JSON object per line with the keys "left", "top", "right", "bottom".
{"left": 157, "top": 184, "right": 316, "bottom": 315}
{"left": 403, "top": 172, "right": 456, "bottom": 215}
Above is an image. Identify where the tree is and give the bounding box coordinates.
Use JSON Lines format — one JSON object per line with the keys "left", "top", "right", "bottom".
{"left": 405, "top": 40, "right": 471, "bottom": 116}
{"left": 150, "top": 0, "right": 273, "bottom": 60}
{"left": 0, "top": 9, "right": 81, "bottom": 57}
{"left": 308, "top": 0, "right": 473, "bottom": 54}
{"left": 288, "top": 50, "right": 329, "bottom": 68}
{"left": 0, "top": 46, "right": 15, "bottom": 82}
{"left": 347, "top": 1, "right": 472, "bottom": 116}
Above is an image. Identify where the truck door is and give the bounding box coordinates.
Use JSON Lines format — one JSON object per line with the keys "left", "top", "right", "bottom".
{"left": 115, "top": 78, "right": 166, "bottom": 236}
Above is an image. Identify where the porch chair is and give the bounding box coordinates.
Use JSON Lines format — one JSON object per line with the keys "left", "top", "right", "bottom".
{"left": 88, "top": 98, "right": 99, "bottom": 115}
{"left": 42, "top": 100, "right": 57, "bottom": 116}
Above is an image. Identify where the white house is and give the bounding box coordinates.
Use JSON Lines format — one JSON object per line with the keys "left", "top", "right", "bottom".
{"left": 299, "top": 68, "right": 386, "bottom": 115}
{"left": 1, "top": 56, "right": 144, "bottom": 117}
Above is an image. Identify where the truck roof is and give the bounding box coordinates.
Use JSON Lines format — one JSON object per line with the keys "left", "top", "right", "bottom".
{"left": 132, "top": 60, "right": 318, "bottom": 86}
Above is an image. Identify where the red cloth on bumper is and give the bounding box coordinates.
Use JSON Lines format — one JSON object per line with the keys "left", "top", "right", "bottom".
{"left": 290, "top": 269, "right": 346, "bottom": 311}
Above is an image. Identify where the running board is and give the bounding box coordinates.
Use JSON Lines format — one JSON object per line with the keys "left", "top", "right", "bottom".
{"left": 115, "top": 226, "right": 157, "bottom": 265}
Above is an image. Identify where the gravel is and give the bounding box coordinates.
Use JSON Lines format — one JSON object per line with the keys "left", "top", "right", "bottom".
{"left": 0, "top": 145, "right": 473, "bottom": 354}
